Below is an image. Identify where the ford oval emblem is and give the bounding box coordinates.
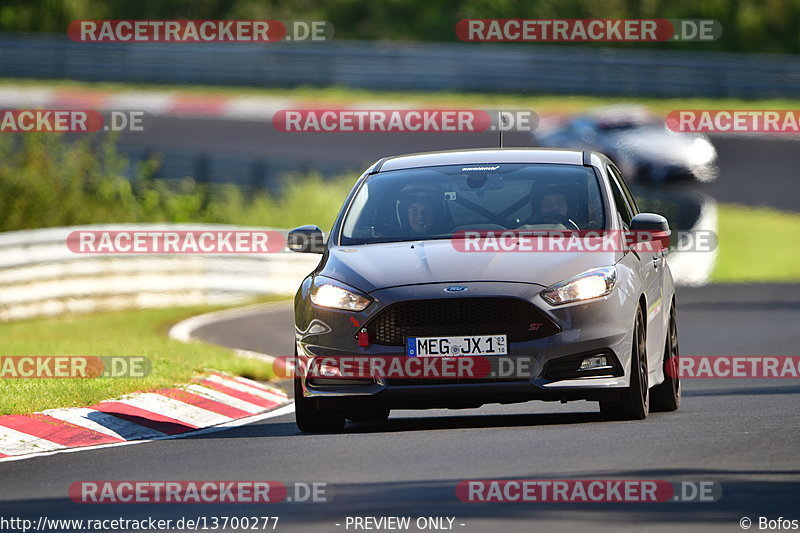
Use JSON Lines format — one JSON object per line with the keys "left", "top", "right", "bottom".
{"left": 444, "top": 286, "right": 468, "bottom": 293}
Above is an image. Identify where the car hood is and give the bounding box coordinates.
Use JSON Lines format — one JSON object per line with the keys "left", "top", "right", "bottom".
{"left": 320, "top": 239, "right": 619, "bottom": 293}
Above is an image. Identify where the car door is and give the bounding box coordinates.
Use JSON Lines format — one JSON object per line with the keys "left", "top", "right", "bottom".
{"left": 607, "top": 164, "right": 665, "bottom": 374}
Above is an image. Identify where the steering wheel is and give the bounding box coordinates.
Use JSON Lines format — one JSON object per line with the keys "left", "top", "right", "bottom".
{"left": 525, "top": 213, "right": 581, "bottom": 231}
{"left": 355, "top": 223, "right": 398, "bottom": 239}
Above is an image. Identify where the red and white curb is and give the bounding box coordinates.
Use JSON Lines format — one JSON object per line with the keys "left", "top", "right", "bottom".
{"left": 0, "top": 86, "right": 294, "bottom": 121}
{"left": 0, "top": 371, "right": 290, "bottom": 462}
{"left": 0, "top": 84, "right": 791, "bottom": 143}
{"left": 0, "top": 86, "right": 424, "bottom": 122}
{"left": 0, "top": 85, "right": 558, "bottom": 128}
{"left": 0, "top": 303, "right": 295, "bottom": 462}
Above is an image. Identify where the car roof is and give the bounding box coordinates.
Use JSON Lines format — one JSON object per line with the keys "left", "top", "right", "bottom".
{"left": 375, "top": 148, "right": 586, "bottom": 172}
{"left": 581, "top": 105, "right": 657, "bottom": 127}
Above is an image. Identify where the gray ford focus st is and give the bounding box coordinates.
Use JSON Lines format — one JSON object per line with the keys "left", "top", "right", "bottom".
{"left": 289, "top": 148, "right": 680, "bottom": 432}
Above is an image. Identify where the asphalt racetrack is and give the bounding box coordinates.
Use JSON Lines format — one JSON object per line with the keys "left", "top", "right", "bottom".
{"left": 1, "top": 285, "right": 799, "bottom": 532}
{"left": 1, "top": 121, "right": 799, "bottom": 532}
{"left": 119, "top": 116, "right": 800, "bottom": 212}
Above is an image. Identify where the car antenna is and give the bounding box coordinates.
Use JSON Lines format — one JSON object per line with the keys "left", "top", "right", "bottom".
{"left": 498, "top": 110, "right": 506, "bottom": 148}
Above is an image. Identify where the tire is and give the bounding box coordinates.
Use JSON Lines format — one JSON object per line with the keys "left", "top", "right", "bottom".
{"left": 294, "top": 370, "right": 346, "bottom": 433}
{"left": 600, "top": 305, "right": 649, "bottom": 420}
{"left": 650, "top": 304, "right": 681, "bottom": 412}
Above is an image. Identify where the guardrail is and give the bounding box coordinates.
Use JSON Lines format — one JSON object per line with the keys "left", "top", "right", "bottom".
{"left": 0, "top": 215, "right": 715, "bottom": 322}
{"left": 1, "top": 33, "right": 799, "bottom": 98}
{"left": 0, "top": 224, "right": 319, "bottom": 322}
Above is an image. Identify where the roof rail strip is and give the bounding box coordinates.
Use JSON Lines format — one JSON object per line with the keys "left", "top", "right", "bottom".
{"left": 582, "top": 151, "right": 593, "bottom": 166}
{"left": 368, "top": 157, "right": 391, "bottom": 174}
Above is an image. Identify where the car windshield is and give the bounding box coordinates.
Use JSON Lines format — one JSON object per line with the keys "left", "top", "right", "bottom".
{"left": 340, "top": 163, "right": 606, "bottom": 245}
{"left": 594, "top": 115, "right": 660, "bottom": 132}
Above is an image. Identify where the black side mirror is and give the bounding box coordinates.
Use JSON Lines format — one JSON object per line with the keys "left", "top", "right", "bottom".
{"left": 287, "top": 225, "right": 326, "bottom": 253}
{"left": 629, "top": 213, "right": 671, "bottom": 249}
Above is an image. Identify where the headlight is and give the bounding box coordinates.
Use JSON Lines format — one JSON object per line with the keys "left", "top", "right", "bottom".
{"left": 540, "top": 266, "right": 617, "bottom": 306}
{"left": 687, "top": 138, "right": 716, "bottom": 165}
{"left": 310, "top": 279, "right": 372, "bottom": 311}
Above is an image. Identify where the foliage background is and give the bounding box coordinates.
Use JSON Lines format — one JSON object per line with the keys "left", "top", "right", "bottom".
{"left": 1, "top": 0, "right": 798, "bottom": 54}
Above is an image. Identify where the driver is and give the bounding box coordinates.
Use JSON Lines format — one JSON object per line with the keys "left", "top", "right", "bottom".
{"left": 407, "top": 199, "right": 437, "bottom": 233}
{"left": 523, "top": 181, "right": 581, "bottom": 230}
{"left": 397, "top": 188, "right": 449, "bottom": 235}
{"left": 539, "top": 191, "right": 569, "bottom": 218}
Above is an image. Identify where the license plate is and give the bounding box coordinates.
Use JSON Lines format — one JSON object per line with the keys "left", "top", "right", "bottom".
{"left": 406, "top": 335, "right": 507, "bottom": 357}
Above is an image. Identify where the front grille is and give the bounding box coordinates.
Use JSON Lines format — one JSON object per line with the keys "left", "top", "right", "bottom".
{"left": 364, "top": 297, "right": 559, "bottom": 346}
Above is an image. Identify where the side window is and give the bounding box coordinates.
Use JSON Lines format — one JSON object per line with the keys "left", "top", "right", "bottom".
{"left": 609, "top": 165, "right": 640, "bottom": 215}
{"left": 606, "top": 165, "right": 634, "bottom": 227}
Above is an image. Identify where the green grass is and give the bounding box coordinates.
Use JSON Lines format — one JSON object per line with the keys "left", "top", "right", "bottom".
{"left": 216, "top": 174, "right": 354, "bottom": 232}
{"left": 712, "top": 204, "right": 800, "bottom": 283}
{"left": 5, "top": 78, "right": 800, "bottom": 116}
{"left": 0, "top": 128, "right": 355, "bottom": 233}
{"left": 0, "top": 300, "right": 289, "bottom": 415}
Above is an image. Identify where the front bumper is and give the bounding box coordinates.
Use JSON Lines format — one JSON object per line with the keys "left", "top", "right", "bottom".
{"left": 295, "top": 281, "right": 637, "bottom": 408}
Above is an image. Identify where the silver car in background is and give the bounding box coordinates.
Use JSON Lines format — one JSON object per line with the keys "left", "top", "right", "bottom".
{"left": 535, "top": 106, "right": 718, "bottom": 183}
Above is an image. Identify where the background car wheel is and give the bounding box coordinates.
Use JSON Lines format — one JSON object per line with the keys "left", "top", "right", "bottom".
{"left": 294, "top": 373, "right": 346, "bottom": 433}
{"left": 650, "top": 304, "right": 681, "bottom": 412}
{"left": 600, "top": 305, "right": 649, "bottom": 420}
